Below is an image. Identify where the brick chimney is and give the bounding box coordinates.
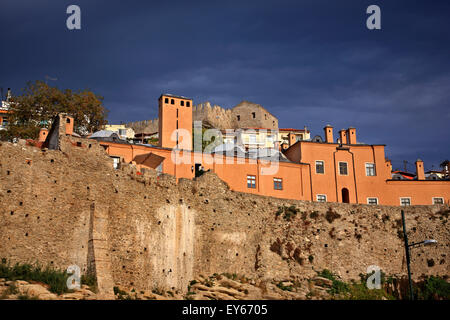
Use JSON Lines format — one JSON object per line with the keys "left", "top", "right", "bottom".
{"left": 415, "top": 159, "right": 425, "bottom": 180}
{"left": 339, "top": 129, "right": 347, "bottom": 144}
{"left": 347, "top": 127, "right": 356, "bottom": 144}
{"left": 64, "top": 115, "right": 74, "bottom": 136}
{"left": 289, "top": 132, "right": 296, "bottom": 146}
{"left": 38, "top": 128, "right": 49, "bottom": 142}
{"left": 324, "top": 125, "right": 333, "bottom": 143}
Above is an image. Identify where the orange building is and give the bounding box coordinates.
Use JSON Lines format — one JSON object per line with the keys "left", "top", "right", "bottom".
{"left": 91, "top": 94, "right": 450, "bottom": 206}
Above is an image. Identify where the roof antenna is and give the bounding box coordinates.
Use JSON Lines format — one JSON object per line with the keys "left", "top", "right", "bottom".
{"left": 45, "top": 75, "right": 58, "bottom": 84}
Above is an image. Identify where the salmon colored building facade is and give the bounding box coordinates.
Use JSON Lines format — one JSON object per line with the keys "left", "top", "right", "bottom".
{"left": 93, "top": 94, "right": 450, "bottom": 206}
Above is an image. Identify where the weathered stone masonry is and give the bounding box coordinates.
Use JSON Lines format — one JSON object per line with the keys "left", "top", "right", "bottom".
{"left": 0, "top": 138, "right": 448, "bottom": 297}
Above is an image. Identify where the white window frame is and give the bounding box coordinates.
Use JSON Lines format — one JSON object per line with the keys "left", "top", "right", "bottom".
{"left": 367, "top": 197, "right": 378, "bottom": 205}
{"left": 365, "top": 162, "right": 376, "bottom": 176}
{"left": 273, "top": 178, "right": 283, "bottom": 190}
{"left": 247, "top": 175, "right": 256, "bottom": 189}
{"left": 315, "top": 160, "right": 325, "bottom": 174}
{"left": 432, "top": 197, "right": 444, "bottom": 205}
{"left": 316, "top": 194, "right": 327, "bottom": 202}
{"left": 338, "top": 161, "right": 348, "bottom": 176}
{"left": 400, "top": 197, "right": 411, "bottom": 206}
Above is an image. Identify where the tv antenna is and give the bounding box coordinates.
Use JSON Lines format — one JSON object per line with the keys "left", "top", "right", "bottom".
{"left": 45, "top": 75, "right": 58, "bottom": 84}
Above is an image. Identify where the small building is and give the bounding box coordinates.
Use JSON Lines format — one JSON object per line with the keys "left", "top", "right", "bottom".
{"left": 103, "top": 124, "right": 135, "bottom": 140}
{"left": 89, "top": 130, "right": 123, "bottom": 142}
{"left": 278, "top": 127, "right": 311, "bottom": 150}
{"left": 133, "top": 132, "right": 158, "bottom": 144}
{"left": 0, "top": 89, "right": 12, "bottom": 130}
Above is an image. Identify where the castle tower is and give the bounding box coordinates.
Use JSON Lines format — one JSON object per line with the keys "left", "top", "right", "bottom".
{"left": 158, "top": 94, "right": 193, "bottom": 150}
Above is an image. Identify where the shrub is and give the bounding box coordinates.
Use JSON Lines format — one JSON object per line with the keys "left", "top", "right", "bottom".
{"left": 309, "top": 211, "right": 319, "bottom": 219}
{"left": 316, "top": 269, "right": 349, "bottom": 295}
{"left": 275, "top": 206, "right": 299, "bottom": 221}
{"left": 325, "top": 208, "right": 341, "bottom": 223}
{"left": 417, "top": 276, "right": 450, "bottom": 300}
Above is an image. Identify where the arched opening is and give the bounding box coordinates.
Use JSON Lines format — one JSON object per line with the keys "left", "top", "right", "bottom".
{"left": 341, "top": 188, "right": 350, "bottom": 203}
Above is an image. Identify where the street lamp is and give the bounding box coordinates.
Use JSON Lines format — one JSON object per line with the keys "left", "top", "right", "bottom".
{"left": 401, "top": 210, "right": 438, "bottom": 300}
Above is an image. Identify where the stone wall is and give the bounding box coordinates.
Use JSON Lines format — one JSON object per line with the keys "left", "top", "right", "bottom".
{"left": 126, "top": 100, "right": 280, "bottom": 133}
{"left": 0, "top": 138, "right": 448, "bottom": 296}
{"left": 125, "top": 119, "right": 159, "bottom": 134}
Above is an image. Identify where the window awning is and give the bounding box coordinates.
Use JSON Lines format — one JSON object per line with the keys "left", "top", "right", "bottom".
{"left": 133, "top": 152, "right": 165, "bottom": 169}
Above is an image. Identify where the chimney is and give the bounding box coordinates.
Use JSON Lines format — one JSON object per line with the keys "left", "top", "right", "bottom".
{"left": 415, "top": 159, "right": 425, "bottom": 180}
{"left": 339, "top": 129, "right": 347, "bottom": 144}
{"left": 6, "top": 88, "right": 11, "bottom": 101}
{"left": 324, "top": 125, "right": 333, "bottom": 143}
{"left": 347, "top": 127, "right": 356, "bottom": 144}
{"left": 38, "top": 128, "right": 49, "bottom": 142}
{"left": 63, "top": 114, "right": 74, "bottom": 136}
{"left": 289, "top": 132, "right": 296, "bottom": 146}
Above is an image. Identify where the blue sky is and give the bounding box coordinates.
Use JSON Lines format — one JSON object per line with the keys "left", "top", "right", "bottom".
{"left": 0, "top": 0, "right": 449, "bottom": 171}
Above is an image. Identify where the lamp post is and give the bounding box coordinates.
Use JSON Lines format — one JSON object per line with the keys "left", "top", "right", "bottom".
{"left": 401, "top": 210, "right": 437, "bottom": 300}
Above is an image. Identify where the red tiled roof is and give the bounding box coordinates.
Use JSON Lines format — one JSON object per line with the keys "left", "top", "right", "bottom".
{"left": 279, "top": 128, "right": 309, "bottom": 132}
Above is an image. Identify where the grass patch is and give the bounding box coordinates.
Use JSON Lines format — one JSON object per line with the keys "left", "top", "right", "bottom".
{"left": 276, "top": 281, "right": 294, "bottom": 292}
{"left": 81, "top": 274, "right": 97, "bottom": 293}
{"left": 317, "top": 269, "right": 350, "bottom": 295}
{"left": 0, "top": 258, "right": 71, "bottom": 295}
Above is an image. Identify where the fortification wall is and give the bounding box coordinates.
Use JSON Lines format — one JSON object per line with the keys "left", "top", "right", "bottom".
{"left": 0, "top": 139, "right": 448, "bottom": 296}
{"left": 125, "top": 119, "right": 159, "bottom": 134}
{"left": 126, "top": 100, "right": 280, "bottom": 132}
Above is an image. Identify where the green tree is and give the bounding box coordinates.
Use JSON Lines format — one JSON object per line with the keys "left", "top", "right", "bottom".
{"left": 2, "top": 80, "right": 108, "bottom": 139}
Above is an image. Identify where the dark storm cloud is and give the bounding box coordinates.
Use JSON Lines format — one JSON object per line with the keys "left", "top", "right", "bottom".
{"left": 0, "top": 0, "right": 449, "bottom": 168}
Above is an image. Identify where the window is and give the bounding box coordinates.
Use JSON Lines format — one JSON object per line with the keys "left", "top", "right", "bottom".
{"left": 187, "top": 101, "right": 190, "bottom": 107}
{"left": 156, "top": 163, "right": 163, "bottom": 176}
{"left": 273, "top": 178, "right": 283, "bottom": 190}
{"left": 317, "top": 194, "right": 327, "bottom": 202}
{"left": 433, "top": 197, "right": 444, "bottom": 205}
{"left": 339, "top": 162, "right": 348, "bottom": 175}
{"left": 111, "top": 157, "right": 120, "bottom": 169}
{"left": 315, "top": 160, "right": 325, "bottom": 174}
{"left": 176, "top": 109, "right": 179, "bottom": 118}
{"left": 252, "top": 112, "right": 256, "bottom": 118}
{"left": 176, "top": 120, "right": 178, "bottom": 129}
{"left": 180, "top": 100, "right": 185, "bottom": 106}
{"left": 249, "top": 135, "right": 257, "bottom": 144}
{"left": 247, "top": 175, "right": 256, "bottom": 189}
{"left": 1, "top": 117, "right": 8, "bottom": 126}
{"left": 265, "top": 114, "right": 267, "bottom": 120}
{"left": 66, "top": 118, "right": 71, "bottom": 123}
{"left": 165, "top": 98, "right": 169, "bottom": 103}
{"left": 367, "top": 198, "right": 378, "bottom": 205}
{"left": 365, "top": 163, "right": 376, "bottom": 176}
{"left": 400, "top": 198, "right": 411, "bottom": 206}
{"left": 171, "top": 99, "right": 174, "bottom": 105}
{"left": 237, "top": 115, "right": 240, "bottom": 121}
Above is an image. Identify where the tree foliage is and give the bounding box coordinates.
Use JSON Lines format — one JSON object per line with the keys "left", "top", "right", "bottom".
{"left": 2, "top": 80, "right": 108, "bottom": 139}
